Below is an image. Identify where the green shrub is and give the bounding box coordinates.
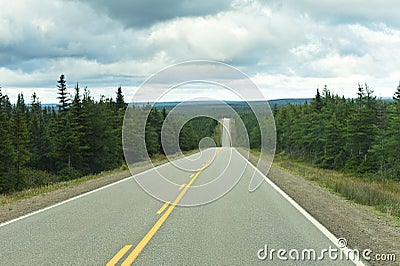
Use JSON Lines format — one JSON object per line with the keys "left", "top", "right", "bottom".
{"left": 57, "top": 167, "right": 82, "bottom": 181}
{"left": 25, "top": 169, "right": 59, "bottom": 187}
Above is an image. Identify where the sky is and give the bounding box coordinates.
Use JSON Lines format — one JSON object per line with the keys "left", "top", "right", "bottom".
{"left": 0, "top": 0, "right": 400, "bottom": 103}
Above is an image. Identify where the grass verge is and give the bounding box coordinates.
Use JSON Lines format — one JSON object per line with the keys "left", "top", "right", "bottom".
{"left": 0, "top": 167, "right": 128, "bottom": 207}
{"left": 270, "top": 153, "right": 400, "bottom": 218}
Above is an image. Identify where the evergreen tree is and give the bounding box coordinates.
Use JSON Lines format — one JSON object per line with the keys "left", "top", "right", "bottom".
{"left": 161, "top": 107, "right": 167, "bottom": 120}
{"left": 80, "top": 88, "right": 95, "bottom": 169}
{"left": 314, "top": 88, "right": 322, "bottom": 111}
{"left": 54, "top": 76, "right": 80, "bottom": 175}
{"left": 383, "top": 83, "right": 400, "bottom": 179}
{"left": 80, "top": 95, "right": 121, "bottom": 173}
{"left": 12, "top": 94, "right": 31, "bottom": 189}
{"left": 28, "top": 92, "right": 50, "bottom": 170}
{"left": 368, "top": 100, "right": 389, "bottom": 178}
{"left": 70, "top": 83, "right": 89, "bottom": 173}
{"left": 145, "top": 107, "right": 162, "bottom": 156}
{"left": 346, "top": 83, "right": 377, "bottom": 171}
{"left": 57, "top": 74, "right": 70, "bottom": 112}
{"left": 0, "top": 88, "right": 16, "bottom": 193}
{"left": 114, "top": 87, "right": 126, "bottom": 159}
{"left": 179, "top": 121, "right": 198, "bottom": 151}
{"left": 115, "top": 86, "right": 126, "bottom": 111}
{"left": 393, "top": 81, "right": 400, "bottom": 101}
{"left": 320, "top": 112, "right": 345, "bottom": 169}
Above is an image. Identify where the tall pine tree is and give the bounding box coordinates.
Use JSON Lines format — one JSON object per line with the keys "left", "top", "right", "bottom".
{"left": 0, "top": 88, "right": 16, "bottom": 193}
{"left": 53, "top": 75, "right": 80, "bottom": 177}
{"left": 383, "top": 82, "right": 400, "bottom": 179}
{"left": 12, "top": 94, "right": 31, "bottom": 189}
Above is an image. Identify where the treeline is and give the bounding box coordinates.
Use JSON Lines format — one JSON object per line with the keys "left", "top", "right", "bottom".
{"left": 0, "top": 75, "right": 127, "bottom": 193}
{"left": 274, "top": 83, "right": 400, "bottom": 180}
{"left": 0, "top": 75, "right": 219, "bottom": 194}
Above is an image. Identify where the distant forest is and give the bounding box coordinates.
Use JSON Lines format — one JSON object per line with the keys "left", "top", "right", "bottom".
{"left": 273, "top": 83, "right": 400, "bottom": 181}
{"left": 0, "top": 75, "right": 217, "bottom": 194}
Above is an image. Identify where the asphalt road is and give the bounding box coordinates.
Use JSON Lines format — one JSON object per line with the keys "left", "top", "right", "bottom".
{"left": 0, "top": 120, "right": 359, "bottom": 265}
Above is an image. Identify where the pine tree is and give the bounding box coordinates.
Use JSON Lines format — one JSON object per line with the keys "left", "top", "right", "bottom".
{"left": 28, "top": 92, "right": 50, "bottom": 170}
{"left": 179, "top": 121, "right": 198, "bottom": 151}
{"left": 12, "top": 93, "right": 31, "bottom": 190}
{"left": 3, "top": 94, "right": 12, "bottom": 119}
{"left": 115, "top": 86, "right": 126, "bottom": 111}
{"left": 114, "top": 87, "right": 126, "bottom": 160}
{"left": 70, "top": 83, "right": 89, "bottom": 173}
{"left": 314, "top": 88, "right": 322, "bottom": 111}
{"left": 320, "top": 112, "right": 345, "bottom": 169}
{"left": 145, "top": 107, "right": 162, "bottom": 156}
{"left": 368, "top": 100, "right": 388, "bottom": 178}
{"left": 322, "top": 84, "right": 330, "bottom": 107}
{"left": 346, "top": 83, "right": 377, "bottom": 171}
{"left": 57, "top": 74, "right": 70, "bottom": 112}
{"left": 383, "top": 83, "right": 400, "bottom": 179}
{"left": 54, "top": 76, "right": 80, "bottom": 176}
{"left": 80, "top": 88, "right": 95, "bottom": 170}
{"left": 161, "top": 107, "right": 167, "bottom": 120}
{"left": 0, "top": 88, "right": 16, "bottom": 193}
{"left": 86, "top": 96, "right": 121, "bottom": 172}
{"left": 156, "top": 110, "right": 178, "bottom": 156}
{"left": 393, "top": 81, "right": 400, "bottom": 101}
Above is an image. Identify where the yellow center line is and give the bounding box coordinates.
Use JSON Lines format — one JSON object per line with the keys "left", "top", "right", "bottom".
{"left": 189, "top": 173, "right": 194, "bottom": 179}
{"left": 119, "top": 149, "right": 220, "bottom": 266}
{"left": 106, "top": 244, "right": 132, "bottom": 266}
{"left": 179, "top": 183, "right": 186, "bottom": 190}
{"left": 156, "top": 201, "right": 170, "bottom": 214}
{"left": 201, "top": 149, "right": 220, "bottom": 169}
{"left": 121, "top": 170, "right": 203, "bottom": 265}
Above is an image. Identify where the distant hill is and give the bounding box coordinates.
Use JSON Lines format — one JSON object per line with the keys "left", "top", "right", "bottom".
{"left": 268, "top": 98, "right": 312, "bottom": 106}
{"left": 143, "top": 98, "right": 313, "bottom": 110}
{"left": 380, "top": 97, "right": 394, "bottom": 103}
{"left": 39, "top": 97, "right": 393, "bottom": 110}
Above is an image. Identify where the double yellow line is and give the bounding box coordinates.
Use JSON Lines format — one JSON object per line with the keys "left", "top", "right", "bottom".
{"left": 107, "top": 149, "right": 220, "bottom": 266}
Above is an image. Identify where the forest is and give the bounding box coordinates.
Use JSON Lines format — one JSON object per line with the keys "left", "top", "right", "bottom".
{"left": 2, "top": 76, "right": 399, "bottom": 195}
{"left": 272, "top": 83, "right": 400, "bottom": 181}
{"left": 0, "top": 75, "right": 217, "bottom": 194}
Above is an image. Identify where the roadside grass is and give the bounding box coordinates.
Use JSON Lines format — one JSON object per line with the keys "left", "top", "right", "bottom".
{"left": 0, "top": 166, "right": 129, "bottom": 207}
{"left": 0, "top": 150, "right": 199, "bottom": 207}
{"left": 269, "top": 152, "right": 400, "bottom": 219}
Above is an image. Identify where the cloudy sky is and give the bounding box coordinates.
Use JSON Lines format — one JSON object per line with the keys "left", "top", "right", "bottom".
{"left": 1, "top": 0, "right": 399, "bottom": 103}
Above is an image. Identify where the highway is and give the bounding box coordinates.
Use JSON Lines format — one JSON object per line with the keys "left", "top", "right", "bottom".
{"left": 0, "top": 120, "right": 359, "bottom": 265}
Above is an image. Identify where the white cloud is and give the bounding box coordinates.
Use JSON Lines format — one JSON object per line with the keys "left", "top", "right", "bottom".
{"left": 252, "top": 72, "right": 399, "bottom": 100}
{"left": 0, "top": 0, "right": 400, "bottom": 103}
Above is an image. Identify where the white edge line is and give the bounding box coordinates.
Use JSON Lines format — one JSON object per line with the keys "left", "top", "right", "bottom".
{"left": 0, "top": 156, "right": 190, "bottom": 228}
{"left": 234, "top": 149, "right": 367, "bottom": 266}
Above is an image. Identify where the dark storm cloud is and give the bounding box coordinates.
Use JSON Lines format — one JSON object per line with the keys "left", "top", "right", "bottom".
{"left": 74, "top": 0, "right": 233, "bottom": 28}
{"left": 0, "top": 0, "right": 154, "bottom": 71}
